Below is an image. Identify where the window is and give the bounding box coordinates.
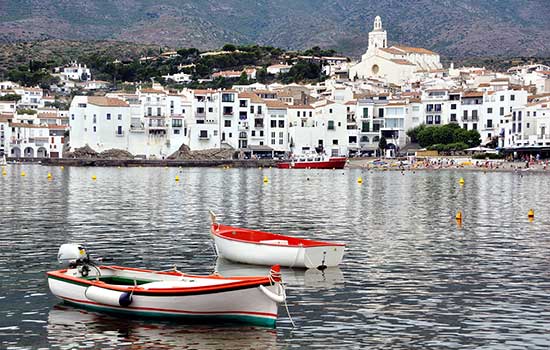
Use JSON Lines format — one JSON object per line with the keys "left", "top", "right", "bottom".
{"left": 71, "top": 114, "right": 75, "bottom": 120}
{"left": 463, "top": 110, "right": 468, "bottom": 119}
{"left": 224, "top": 120, "right": 231, "bottom": 127}
{"left": 208, "top": 107, "right": 213, "bottom": 113}
{"left": 240, "top": 100, "right": 247, "bottom": 107}
{"left": 487, "top": 119, "right": 493, "bottom": 128}
{"left": 270, "top": 120, "right": 277, "bottom": 128}
{"left": 451, "top": 104, "right": 457, "bottom": 110}
{"left": 93, "top": 126, "right": 96, "bottom": 132}
{"left": 511, "top": 95, "right": 515, "bottom": 101}
{"left": 450, "top": 114, "right": 457, "bottom": 122}
{"left": 349, "top": 136, "right": 357, "bottom": 143}
{"left": 222, "top": 93, "right": 234, "bottom": 102}
{"left": 472, "top": 110, "right": 478, "bottom": 119}
{"left": 329, "top": 109, "right": 333, "bottom": 114}
{"left": 172, "top": 119, "right": 183, "bottom": 127}
{"left": 200, "top": 130, "right": 208, "bottom": 138}
{"left": 328, "top": 120, "right": 335, "bottom": 130}
{"left": 223, "top": 107, "right": 233, "bottom": 115}
{"left": 106, "top": 113, "right": 111, "bottom": 120}
{"left": 118, "top": 114, "right": 122, "bottom": 120}
{"left": 258, "top": 106, "right": 262, "bottom": 114}
{"left": 500, "top": 95, "right": 505, "bottom": 102}
{"left": 309, "top": 111, "right": 312, "bottom": 117}
{"left": 147, "top": 107, "right": 152, "bottom": 116}
{"left": 78, "top": 103, "right": 87, "bottom": 108}
{"left": 472, "top": 123, "right": 477, "bottom": 130}
{"left": 117, "top": 126, "right": 123, "bottom": 135}
{"left": 463, "top": 124, "right": 468, "bottom": 130}
{"left": 251, "top": 130, "right": 255, "bottom": 136}
{"left": 426, "top": 115, "right": 433, "bottom": 124}
{"left": 500, "top": 107, "right": 504, "bottom": 116}
{"left": 435, "top": 115, "right": 441, "bottom": 124}
{"left": 250, "top": 106, "right": 254, "bottom": 113}
{"left": 278, "top": 120, "right": 284, "bottom": 128}
{"left": 338, "top": 122, "right": 341, "bottom": 127}
{"left": 93, "top": 115, "right": 97, "bottom": 124}
{"left": 260, "top": 130, "right": 264, "bottom": 137}
{"left": 333, "top": 139, "right": 338, "bottom": 145}
{"left": 363, "top": 108, "right": 368, "bottom": 117}
{"left": 297, "top": 111, "right": 300, "bottom": 117}
{"left": 487, "top": 108, "right": 493, "bottom": 114}
{"left": 174, "top": 129, "right": 180, "bottom": 134}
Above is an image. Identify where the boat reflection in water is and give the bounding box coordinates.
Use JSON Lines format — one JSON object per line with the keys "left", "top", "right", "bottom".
{"left": 47, "top": 304, "right": 278, "bottom": 349}
{"left": 214, "top": 258, "right": 344, "bottom": 289}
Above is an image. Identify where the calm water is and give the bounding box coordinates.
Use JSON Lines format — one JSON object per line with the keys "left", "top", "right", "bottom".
{"left": 1, "top": 165, "right": 550, "bottom": 349}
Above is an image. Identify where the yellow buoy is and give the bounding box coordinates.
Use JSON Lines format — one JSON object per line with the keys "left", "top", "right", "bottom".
{"left": 263, "top": 176, "right": 269, "bottom": 184}
{"left": 60, "top": 166, "right": 64, "bottom": 170}
{"left": 91, "top": 175, "right": 97, "bottom": 180}
{"left": 528, "top": 209, "right": 534, "bottom": 219}
{"left": 175, "top": 175, "right": 180, "bottom": 182}
{"left": 21, "top": 171, "right": 26, "bottom": 177}
{"left": 455, "top": 210, "right": 463, "bottom": 221}
{"left": 269, "top": 166, "right": 272, "bottom": 169}
{"left": 259, "top": 166, "right": 263, "bottom": 170}
{"left": 459, "top": 177, "right": 465, "bottom": 185}
{"left": 2, "top": 170, "right": 6, "bottom": 176}
{"left": 357, "top": 177, "right": 363, "bottom": 184}
{"left": 47, "top": 172, "right": 52, "bottom": 179}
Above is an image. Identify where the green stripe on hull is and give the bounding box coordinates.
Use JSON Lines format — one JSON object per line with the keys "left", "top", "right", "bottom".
{"left": 62, "top": 300, "right": 277, "bottom": 328}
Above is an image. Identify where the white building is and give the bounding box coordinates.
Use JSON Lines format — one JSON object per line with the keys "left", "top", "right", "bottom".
{"left": 57, "top": 62, "right": 92, "bottom": 81}
{"left": 349, "top": 16, "right": 442, "bottom": 84}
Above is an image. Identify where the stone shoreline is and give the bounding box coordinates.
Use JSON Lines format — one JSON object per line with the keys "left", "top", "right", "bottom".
{"left": 38, "top": 158, "right": 280, "bottom": 168}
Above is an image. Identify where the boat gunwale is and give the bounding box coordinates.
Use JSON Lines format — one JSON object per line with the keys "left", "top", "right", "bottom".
{"left": 47, "top": 267, "right": 272, "bottom": 296}
{"left": 212, "top": 224, "right": 346, "bottom": 248}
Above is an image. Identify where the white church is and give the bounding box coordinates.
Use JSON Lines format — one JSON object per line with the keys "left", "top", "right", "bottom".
{"left": 349, "top": 16, "right": 442, "bottom": 84}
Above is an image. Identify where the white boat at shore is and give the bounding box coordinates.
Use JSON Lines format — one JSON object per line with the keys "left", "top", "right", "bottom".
{"left": 48, "top": 244, "right": 287, "bottom": 327}
{"left": 0, "top": 155, "right": 6, "bottom": 166}
{"left": 209, "top": 212, "right": 346, "bottom": 269}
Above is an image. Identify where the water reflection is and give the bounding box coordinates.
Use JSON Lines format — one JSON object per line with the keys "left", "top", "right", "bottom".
{"left": 215, "top": 257, "right": 345, "bottom": 289}
{"left": 47, "top": 305, "right": 278, "bottom": 349}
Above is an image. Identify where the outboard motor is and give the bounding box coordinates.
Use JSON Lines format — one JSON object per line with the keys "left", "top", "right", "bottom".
{"left": 57, "top": 243, "right": 92, "bottom": 277}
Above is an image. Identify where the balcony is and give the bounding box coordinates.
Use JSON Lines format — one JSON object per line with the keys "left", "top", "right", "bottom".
{"left": 130, "top": 125, "right": 145, "bottom": 133}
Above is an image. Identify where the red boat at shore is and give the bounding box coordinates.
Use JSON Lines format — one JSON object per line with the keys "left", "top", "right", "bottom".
{"left": 277, "top": 154, "right": 347, "bottom": 169}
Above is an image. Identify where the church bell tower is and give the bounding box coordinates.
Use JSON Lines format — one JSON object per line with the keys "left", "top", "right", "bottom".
{"left": 367, "top": 16, "right": 387, "bottom": 53}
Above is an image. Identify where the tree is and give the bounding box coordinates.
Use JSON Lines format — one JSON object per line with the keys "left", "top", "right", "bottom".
{"left": 406, "top": 124, "right": 426, "bottom": 143}
{"left": 0, "top": 94, "right": 21, "bottom": 102}
{"left": 238, "top": 71, "right": 249, "bottom": 85}
{"left": 378, "top": 136, "right": 387, "bottom": 157}
{"left": 256, "top": 68, "right": 268, "bottom": 83}
{"left": 222, "top": 44, "right": 237, "bottom": 52}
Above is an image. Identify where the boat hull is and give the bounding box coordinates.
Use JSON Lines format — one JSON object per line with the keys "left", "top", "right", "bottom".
{"left": 277, "top": 157, "right": 347, "bottom": 169}
{"left": 212, "top": 233, "right": 345, "bottom": 269}
{"left": 47, "top": 271, "right": 280, "bottom": 327}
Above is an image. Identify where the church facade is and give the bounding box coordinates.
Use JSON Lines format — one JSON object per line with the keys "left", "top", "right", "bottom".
{"left": 349, "top": 16, "right": 442, "bottom": 84}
